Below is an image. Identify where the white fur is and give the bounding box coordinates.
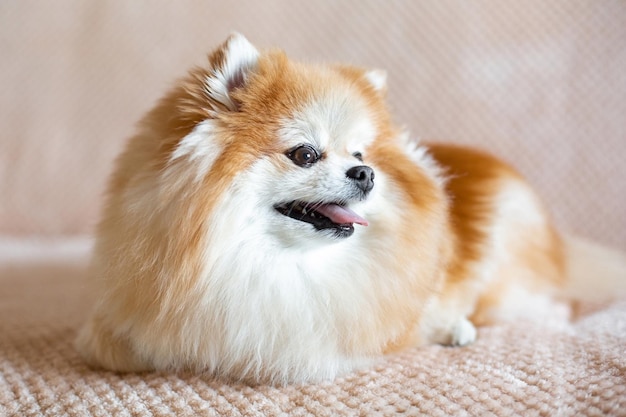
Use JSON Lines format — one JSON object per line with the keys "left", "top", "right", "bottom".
{"left": 124, "top": 150, "right": 408, "bottom": 383}
{"left": 279, "top": 83, "right": 377, "bottom": 156}
{"left": 451, "top": 317, "right": 477, "bottom": 346}
{"left": 469, "top": 179, "right": 567, "bottom": 325}
{"left": 118, "top": 121, "right": 223, "bottom": 222}
{"left": 405, "top": 138, "right": 446, "bottom": 186}
{"left": 179, "top": 163, "right": 374, "bottom": 382}
{"left": 364, "top": 69, "right": 387, "bottom": 93}
{"left": 205, "top": 33, "right": 259, "bottom": 112}
{"left": 483, "top": 283, "right": 570, "bottom": 323}
{"left": 419, "top": 296, "right": 478, "bottom": 346}
{"left": 169, "top": 120, "right": 222, "bottom": 182}
{"left": 479, "top": 181, "right": 542, "bottom": 286}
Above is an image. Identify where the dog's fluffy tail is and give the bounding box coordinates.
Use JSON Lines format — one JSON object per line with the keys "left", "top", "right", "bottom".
{"left": 562, "top": 236, "right": 626, "bottom": 302}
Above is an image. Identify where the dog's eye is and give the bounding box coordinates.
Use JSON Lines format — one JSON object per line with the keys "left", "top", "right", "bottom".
{"left": 352, "top": 152, "right": 363, "bottom": 162}
{"left": 287, "top": 145, "right": 320, "bottom": 167}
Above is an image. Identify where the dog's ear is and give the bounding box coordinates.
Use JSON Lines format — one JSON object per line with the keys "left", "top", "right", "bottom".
{"left": 363, "top": 69, "right": 387, "bottom": 96}
{"left": 205, "top": 33, "right": 259, "bottom": 112}
{"left": 333, "top": 65, "right": 388, "bottom": 97}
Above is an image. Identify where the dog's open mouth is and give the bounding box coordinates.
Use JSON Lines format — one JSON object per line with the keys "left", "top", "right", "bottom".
{"left": 274, "top": 201, "right": 368, "bottom": 238}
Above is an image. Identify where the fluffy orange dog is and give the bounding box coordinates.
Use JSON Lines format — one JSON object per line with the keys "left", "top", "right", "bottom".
{"left": 76, "top": 34, "right": 624, "bottom": 385}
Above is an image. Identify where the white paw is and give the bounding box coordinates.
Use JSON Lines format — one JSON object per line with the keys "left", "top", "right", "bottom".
{"left": 450, "top": 317, "right": 477, "bottom": 346}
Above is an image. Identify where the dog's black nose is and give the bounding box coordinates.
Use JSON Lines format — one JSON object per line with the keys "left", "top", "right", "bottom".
{"left": 346, "top": 165, "right": 375, "bottom": 193}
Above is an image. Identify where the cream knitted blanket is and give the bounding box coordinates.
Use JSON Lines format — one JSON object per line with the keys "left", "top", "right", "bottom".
{"left": 1, "top": 239, "right": 624, "bottom": 416}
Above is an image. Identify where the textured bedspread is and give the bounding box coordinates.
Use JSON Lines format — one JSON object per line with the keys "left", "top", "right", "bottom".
{"left": 1, "top": 238, "right": 625, "bottom": 416}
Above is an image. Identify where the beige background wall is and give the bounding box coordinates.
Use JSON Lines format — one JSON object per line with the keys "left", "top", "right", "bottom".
{"left": 1, "top": 1, "right": 625, "bottom": 249}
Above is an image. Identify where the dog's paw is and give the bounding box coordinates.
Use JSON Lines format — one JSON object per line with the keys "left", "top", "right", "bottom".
{"left": 421, "top": 315, "right": 478, "bottom": 347}
{"left": 450, "top": 317, "right": 477, "bottom": 346}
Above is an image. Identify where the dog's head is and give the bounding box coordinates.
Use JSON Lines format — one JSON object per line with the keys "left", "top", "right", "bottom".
{"left": 154, "top": 34, "right": 401, "bottom": 248}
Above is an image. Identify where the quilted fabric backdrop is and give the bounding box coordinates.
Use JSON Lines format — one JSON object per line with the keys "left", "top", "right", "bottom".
{"left": 0, "top": 0, "right": 625, "bottom": 249}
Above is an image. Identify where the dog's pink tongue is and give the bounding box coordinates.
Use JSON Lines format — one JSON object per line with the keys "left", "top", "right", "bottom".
{"left": 315, "top": 204, "right": 368, "bottom": 226}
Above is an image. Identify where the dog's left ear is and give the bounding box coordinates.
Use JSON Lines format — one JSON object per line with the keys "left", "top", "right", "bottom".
{"left": 334, "top": 65, "right": 388, "bottom": 96}
{"left": 364, "top": 69, "right": 388, "bottom": 95}
{"left": 205, "top": 32, "right": 259, "bottom": 112}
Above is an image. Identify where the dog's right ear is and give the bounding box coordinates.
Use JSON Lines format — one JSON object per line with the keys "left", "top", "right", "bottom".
{"left": 363, "top": 69, "right": 387, "bottom": 96}
{"left": 205, "top": 33, "right": 259, "bottom": 112}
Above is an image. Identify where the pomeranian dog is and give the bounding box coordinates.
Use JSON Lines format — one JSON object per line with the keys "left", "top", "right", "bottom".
{"left": 76, "top": 33, "right": 625, "bottom": 385}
